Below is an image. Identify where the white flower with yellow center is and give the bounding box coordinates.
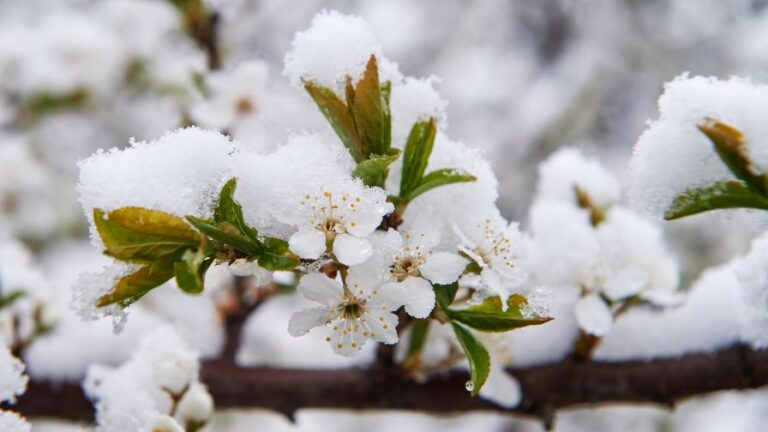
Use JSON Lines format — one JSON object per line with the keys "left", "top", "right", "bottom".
{"left": 382, "top": 232, "right": 468, "bottom": 319}
{"left": 288, "top": 268, "right": 401, "bottom": 357}
{"left": 454, "top": 217, "right": 527, "bottom": 305}
{"left": 288, "top": 188, "right": 393, "bottom": 266}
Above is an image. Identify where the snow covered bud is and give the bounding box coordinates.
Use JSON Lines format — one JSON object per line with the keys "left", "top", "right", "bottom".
{"left": 283, "top": 10, "right": 400, "bottom": 96}
{"left": 151, "top": 349, "right": 198, "bottom": 396}
{"left": 174, "top": 382, "right": 214, "bottom": 430}
{"left": 145, "top": 413, "right": 184, "bottom": 432}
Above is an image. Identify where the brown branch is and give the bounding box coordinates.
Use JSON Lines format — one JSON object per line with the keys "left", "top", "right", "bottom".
{"left": 11, "top": 345, "right": 768, "bottom": 423}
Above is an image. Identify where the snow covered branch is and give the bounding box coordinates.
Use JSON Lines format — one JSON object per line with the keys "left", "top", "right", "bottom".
{"left": 12, "top": 345, "right": 768, "bottom": 424}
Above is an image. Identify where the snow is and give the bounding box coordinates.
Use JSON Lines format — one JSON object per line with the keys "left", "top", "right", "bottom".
{"left": 0, "top": 348, "right": 27, "bottom": 404}
{"left": 629, "top": 75, "right": 768, "bottom": 218}
{"left": 730, "top": 233, "right": 768, "bottom": 349}
{"left": 595, "top": 263, "right": 744, "bottom": 361}
{"left": 84, "top": 326, "right": 213, "bottom": 431}
{"left": 4, "top": 2, "right": 768, "bottom": 429}
{"left": 389, "top": 77, "right": 448, "bottom": 149}
{"left": 0, "top": 411, "right": 29, "bottom": 432}
{"left": 77, "top": 127, "right": 240, "bottom": 224}
{"left": 536, "top": 147, "right": 621, "bottom": 208}
{"left": 283, "top": 10, "right": 401, "bottom": 96}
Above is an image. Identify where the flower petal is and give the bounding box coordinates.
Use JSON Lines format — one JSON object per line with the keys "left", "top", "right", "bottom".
{"left": 227, "top": 259, "right": 263, "bottom": 277}
{"left": 574, "top": 294, "right": 613, "bottom": 336}
{"left": 382, "top": 278, "right": 435, "bottom": 319}
{"left": 329, "top": 318, "right": 367, "bottom": 357}
{"left": 345, "top": 202, "right": 391, "bottom": 237}
{"left": 421, "top": 252, "right": 469, "bottom": 284}
{"left": 481, "top": 270, "right": 511, "bottom": 309}
{"left": 602, "top": 267, "right": 648, "bottom": 301}
{"left": 297, "top": 273, "right": 343, "bottom": 306}
{"left": 333, "top": 234, "right": 373, "bottom": 266}
{"left": 478, "top": 366, "right": 522, "bottom": 408}
{"left": 362, "top": 311, "right": 399, "bottom": 345}
{"left": 289, "top": 228, "right": 326, "bottom": 260}
{"left": 288, "top": 307, "right": 332, "bottom": 337}
{"left": 642, "top": 290, "right": 685, "bottom": 307}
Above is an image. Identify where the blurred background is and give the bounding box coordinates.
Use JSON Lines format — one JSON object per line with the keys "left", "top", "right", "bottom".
{"left": 2, "top": 0, "right": 768, "bottom": 431}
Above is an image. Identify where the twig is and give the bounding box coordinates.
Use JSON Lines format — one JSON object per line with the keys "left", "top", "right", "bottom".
{"left": 11, "top": 345, "right": 768, "bottom": 422}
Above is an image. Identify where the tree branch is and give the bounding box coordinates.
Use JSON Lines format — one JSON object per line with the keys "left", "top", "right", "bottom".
{"left": 10, "top": 345, "right": 768, "bottom": 423}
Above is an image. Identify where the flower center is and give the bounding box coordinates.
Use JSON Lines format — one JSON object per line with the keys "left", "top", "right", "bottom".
{"left": 323, "top": 217, "right": 341, "bottom": 233}
{"left": 236, "top": 97, "right": 254, "bottom": 114}
{"left": 339, "top": 297, "right": 367, "bottom": 320}
{"left": 391, "top": 256, "right": 424, "bottom": 281}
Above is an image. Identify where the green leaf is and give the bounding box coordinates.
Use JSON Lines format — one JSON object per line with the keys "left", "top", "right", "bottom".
{"left": 400, "top": 119, "right": 437, "bottom": 197}
{"left": 19, "top": 89, "right": 89, "bottom": 124}
{"left": 451, "top": 322, "right": 490, "bottom": 396}
{"left": 405, "top": 319, "right": 430, "bottom": 360}
{"left": 354, "top": 148, "right": 401, "bottom": 187}
{"left": 380, "top": 81, "right": 392, "bottom": 157}
{"left": 352, "top": 55, "right": 390, "bottom": 156}
{"left": 404, "top": 168, "right": 476, "bottom": 201}
{"left": 433, "top": 282, "right": 459, "bottom": 309}
{"left": 0, "top": 291, "right": 26, "bottom": 309}
{"left": 447, "top": 295, "right": 552, "bottom": 332}
{"left": 186, "top": 216, "right": 263, "bottom": 257}
{"left": 174, "top": 249, "right": 213, "bottom": 295}
{"left": 94, "top": 208, "right": 201, "bottom": 264}
{"left": 664, "top": 180, "right": 768, "bottom": 220}
{"left": 699, "top": 118, "right": 768, "bottom": 195}
{"left": 305, "top": 82, "right": 365, "bottom": 162}
{"left": 214, "top": 178, "right": 258, "bottom": 241}
{"left": 96, "top": 257, "right": 176, "bottom": 307}
{"left": 258, "top": 237, "right": 300, "bottom": 271}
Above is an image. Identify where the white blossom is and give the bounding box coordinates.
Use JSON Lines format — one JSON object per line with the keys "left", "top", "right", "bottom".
{"left": 575, "top": 294, "right": 614, "bottom": 337}
{"left": 288, "top": 186, "right": 393, "bottom": 266}
{"left": 382, "top": 232, "right": 467, "bottom": 318}
{"left": 454, "top": 216, "right": 527, "bottom": 305}
{"left": 288, "top": 268, "right": 402, "bottom": 357}
{"left": 191, "top": 61, "right": 270, "bottom": 131}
